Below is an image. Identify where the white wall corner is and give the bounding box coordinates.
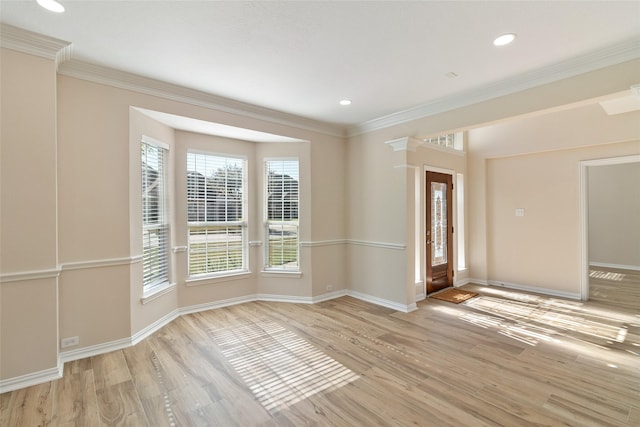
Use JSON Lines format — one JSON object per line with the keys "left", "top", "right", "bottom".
{"left": 384, "top": 137, "right": 423, "bottom": 152}
{"left": 0, "top": 23, "right": 72, "bottom": 65}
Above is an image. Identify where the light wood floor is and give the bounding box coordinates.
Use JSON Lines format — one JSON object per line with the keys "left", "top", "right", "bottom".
{"left": 590, "top": 265, "right": 640, "bottom": 311}
{"left": 2, "top": 282, "right": 639, "bottom": 426}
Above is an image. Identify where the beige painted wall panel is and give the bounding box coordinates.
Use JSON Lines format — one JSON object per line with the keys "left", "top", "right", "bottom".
{"left": 467, "top": 155, "right": 488, "bottom": 281}
{"left": 345, "top": 135, "right": 408, "bottom": 305}
{"left": 310, "top": 243, "right": 346, "bottom": 296}
{"left": 347, "top": 244, "right": 407, "bottom": 304}
{"left": 347, "top": 134, "right": 407, "bottom": 244}
{"left": 59, "top": 267, "right": 131, "bottom": 349}
{"left": 1, "top": 48, "right": 58, "bottom": 273}
{"left": 57, "top": 78, "right": 132, "bottom": 263}
{"left": 1, "top": 48, "right": 60, "bottom": 382}
{"left": 0, "top": 279, "right": 58, "bottom": 379}
{"left": 309, "top": 136, "right": 346, "bottom": 240}
{"left": 588, "top": 162, "right": 640, "bottom": 268}
{"left": 488, "top": 152, "right": 580, "bottom": 293}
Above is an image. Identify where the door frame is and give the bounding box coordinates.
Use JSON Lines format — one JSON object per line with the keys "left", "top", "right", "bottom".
{"left": 423, "top": 165, "right": 457, "bottom": 296}
{"left": 579, "top": 154, "right": 640, "bottom": 300}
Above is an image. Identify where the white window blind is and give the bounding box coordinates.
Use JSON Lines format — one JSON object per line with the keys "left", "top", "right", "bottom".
{"left": 265, "top": 159, "right": 299, "bottom": 271}
{"left": 187, "top": 152, "right": 247, "bottom": 276}
{"left": 141, "top": 140, "right": 170, "bottom": 290}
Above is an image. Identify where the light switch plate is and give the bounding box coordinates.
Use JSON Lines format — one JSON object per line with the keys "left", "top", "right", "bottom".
{"left": 515, "top": 208, "right": 525, "bottom": 217}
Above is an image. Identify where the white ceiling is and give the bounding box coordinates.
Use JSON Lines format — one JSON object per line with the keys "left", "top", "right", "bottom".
{"left": 1, "top": 1, "right": 639, "bottom": 129}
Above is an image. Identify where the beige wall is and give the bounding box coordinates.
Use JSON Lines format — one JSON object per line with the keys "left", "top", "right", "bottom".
{"left": 1, "top": 48, "right": 60, "bottom": 381}
{"left": 346, "top": 133, "right": 409, "bottom": 306}
{"left": 588, "top": 162, "right": 640, "bottom": 269}
{"left": 484, "top": 141, "right": 640, "bottom": 297}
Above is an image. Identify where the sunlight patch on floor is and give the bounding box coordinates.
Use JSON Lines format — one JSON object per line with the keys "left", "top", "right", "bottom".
{"left": 590, "top": 269, "right": 625, "bottom": 281}
{"left": 209, "top": 320, "right": 360, "bottom": 413}
{"left": 429, "top": 287, "right": 639, "bottom": 361}
{"left": 465, "top": 296, "right": 627, "bottom": 343}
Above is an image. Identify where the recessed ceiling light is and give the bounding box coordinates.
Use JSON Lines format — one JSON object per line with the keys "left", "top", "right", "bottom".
{"left": 37, "top": 0, "right": 65, "bottom": 13}
{"left": 339, "top": 99, "right": 352, "bottom": 106}
{"left": 493, "top": 33, "right": 516, "bottom": 46}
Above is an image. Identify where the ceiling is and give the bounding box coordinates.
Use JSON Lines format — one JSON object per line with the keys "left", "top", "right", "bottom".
{"left": 1, "top": 1, "right": 639, "bottom": 131}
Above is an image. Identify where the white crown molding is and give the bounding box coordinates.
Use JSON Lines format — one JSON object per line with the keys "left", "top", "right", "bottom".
{"left": 349, "top": 37, "right": 640, "bottom": 137}
{"left": 57, "top": 59, "right": 346, "bottom": 138}
{"left": 385, "top": 137, "right": 422, "bottom": 152}
{"left": 0, "top": 24, "right": 71, "bottom": 65}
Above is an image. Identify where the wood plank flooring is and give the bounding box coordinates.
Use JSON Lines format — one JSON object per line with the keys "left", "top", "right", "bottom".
{"left": 1, "top": 278, "right": 639, "bottom": 426}
{"left": 590, "top": 265, "right": 640, "bottom": 311}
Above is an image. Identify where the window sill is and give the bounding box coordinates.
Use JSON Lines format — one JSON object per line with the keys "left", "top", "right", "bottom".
{"left": 261, "top": 270, "right": 302, "bottom": 278}
{"left": 185, "top": 271, "right": 252, "bottom": 287}
{"left": 141, "top": 281, "right": 176, "bottom": 305}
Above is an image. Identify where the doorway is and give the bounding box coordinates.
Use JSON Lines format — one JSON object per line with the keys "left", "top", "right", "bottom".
{"left": 426, "top": 171, "right": 454, "bottom": 294}
{"left": 580, "top": 155, "right": 640, "bottom": 300}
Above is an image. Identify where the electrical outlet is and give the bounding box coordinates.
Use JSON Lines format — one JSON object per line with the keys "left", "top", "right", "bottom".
{"left": 326, "top": 284, "right": 333, "bottom": 291}
{"left": 61, "top": 336, "right": 79, "bottom": 348}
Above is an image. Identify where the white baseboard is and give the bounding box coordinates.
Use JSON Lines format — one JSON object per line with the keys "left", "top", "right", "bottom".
{"left": 415, "top": 281, "right": 425, "bottom": 302}
{"left": 485, "top": 280, "right": 581, "bottom": 300}
{"left": 346, "top": 289, "right": 417, "bottom": 312}
{"left": 0, "top": 363, "right": 63, "bottom": 394}
{"left": 60, "top": 337, "right": 133, "bottom": 364}
{"left": 312, "top": 289, "right": 348, "bottom": 303}
{"left": 452, "top": 277, "right": 581, "bottom": 300}
{"left": 179, "top": 295, "right": 257, "bottom": 316}
{"left": 455, "top": 277, "right": 488, "bottom": 286}
{"left": 132, "top": 310, "right": 180, "bottom": 346}
{"left": 589, "top": 262, "right": 640, "bottom": 272}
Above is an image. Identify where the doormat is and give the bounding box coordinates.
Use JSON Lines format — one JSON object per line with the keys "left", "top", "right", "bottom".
{"left": 429, "top": 288, "right": 478, "bottom": 304}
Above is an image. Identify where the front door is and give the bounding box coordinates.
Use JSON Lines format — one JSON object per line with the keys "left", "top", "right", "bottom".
{"left": 426, "top": 171, "right": 454, "bottom": 294}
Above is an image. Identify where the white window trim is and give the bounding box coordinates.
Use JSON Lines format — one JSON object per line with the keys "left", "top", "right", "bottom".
{"left": 264, "top": 158, "right": 300, "bottom": 272}
{"left": 186, "top": 151, "right": 249, "bottom": 278}
{"left": 141, "top": 136, "right": 171, "bottom": 296}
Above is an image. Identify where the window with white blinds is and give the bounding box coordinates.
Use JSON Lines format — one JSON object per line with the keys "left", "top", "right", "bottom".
{"left": 265, "top": 159, "right": 299, "bottom": 271}
{"left": 187, "top": 152, "right": 247, "bottom": 276}
{"left": 141, "top": 139, "right": 170, "bottom": 291}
